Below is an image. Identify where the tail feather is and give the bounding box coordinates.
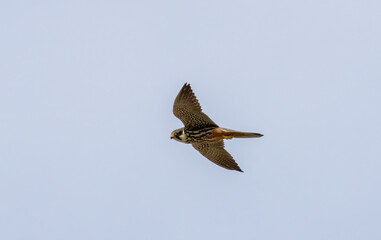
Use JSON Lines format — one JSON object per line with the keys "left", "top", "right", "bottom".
{"left": 221, "top": 128, "right": 263, "bottom": 139}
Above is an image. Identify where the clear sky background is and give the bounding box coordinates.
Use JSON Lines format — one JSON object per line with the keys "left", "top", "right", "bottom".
{"left": 1, "top": 1, "right": 380, "bottom": 239}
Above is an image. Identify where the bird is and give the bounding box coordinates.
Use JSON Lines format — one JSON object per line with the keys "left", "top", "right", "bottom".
{"left": 171, "top": 83, "right": 263, "bottom": 172}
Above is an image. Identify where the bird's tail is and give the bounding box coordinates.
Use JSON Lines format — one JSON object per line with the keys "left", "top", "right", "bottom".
{"left": 221, "top": 128, "right": 263, "bottom": 139}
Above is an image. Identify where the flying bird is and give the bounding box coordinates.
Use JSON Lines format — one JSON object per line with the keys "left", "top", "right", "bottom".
{"left": 171, "top": 83, "right": 263, "bottom": 172}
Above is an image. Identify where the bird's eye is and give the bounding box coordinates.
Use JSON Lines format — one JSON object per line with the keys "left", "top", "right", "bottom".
{"left": 175, "top": 132, "right": 181, "bottom": 139}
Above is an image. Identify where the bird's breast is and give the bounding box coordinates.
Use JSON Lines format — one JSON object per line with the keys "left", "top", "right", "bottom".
{"left": 184, "top": 127, "right": 221, "bottom": 143}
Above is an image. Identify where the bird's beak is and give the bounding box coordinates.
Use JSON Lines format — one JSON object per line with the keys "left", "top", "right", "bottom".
{"left": 170, "top": 133, "right": 175, "bottom": 139}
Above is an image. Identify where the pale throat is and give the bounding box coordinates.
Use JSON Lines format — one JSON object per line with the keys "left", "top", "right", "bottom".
{"left": 178, "top": 130, "right": 187, "bottom": 142}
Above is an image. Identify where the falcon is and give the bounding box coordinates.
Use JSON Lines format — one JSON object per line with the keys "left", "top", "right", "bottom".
{"left": 171, "top": 83, "right": 263, "bottom": 172}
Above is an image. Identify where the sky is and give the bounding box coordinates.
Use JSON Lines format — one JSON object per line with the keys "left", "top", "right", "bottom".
{"left": 1, "top": 1, "right": 381, "bottom": 239}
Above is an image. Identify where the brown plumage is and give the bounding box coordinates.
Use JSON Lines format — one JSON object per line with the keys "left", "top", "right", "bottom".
{"left": 171, "top": 83, "right": 262, "bottom": 172}
{"left": 173, "top": 83, "right": 218, "bottom": 130}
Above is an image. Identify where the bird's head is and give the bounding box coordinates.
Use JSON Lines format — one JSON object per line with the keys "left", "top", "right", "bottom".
{"left": 170, "top": 128, "right": 185, "bottom": 143}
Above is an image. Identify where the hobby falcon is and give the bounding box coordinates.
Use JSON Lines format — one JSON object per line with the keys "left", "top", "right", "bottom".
{"left": 171, "top": 83, "right": 263, "bottom": 172}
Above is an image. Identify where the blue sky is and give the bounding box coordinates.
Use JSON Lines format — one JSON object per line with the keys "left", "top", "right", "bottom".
{"left": 1, "top": 1, "right": 380, "bottom": 239}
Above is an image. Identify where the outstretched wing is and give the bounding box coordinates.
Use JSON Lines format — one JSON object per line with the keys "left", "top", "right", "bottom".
{"left": 192, "top": 141, "right": 243, "bottom": 172}
{"left": 173, "top": 83, "right": 218, "bottom": 130}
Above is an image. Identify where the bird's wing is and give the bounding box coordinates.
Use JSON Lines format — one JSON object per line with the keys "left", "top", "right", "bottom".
{"left": 173, "top": 83, "right": 218, "bottom": 130}
{"left": 192, "top": 141, "right": 243, "bottom": 172}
